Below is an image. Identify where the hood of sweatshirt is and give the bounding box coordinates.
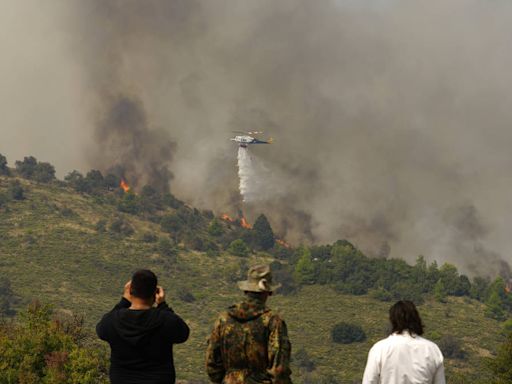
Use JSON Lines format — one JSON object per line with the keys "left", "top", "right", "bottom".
{"left": 113, "top": 308, "right": 165, "bottom": 346}
{"left": 228, "top": 296, "right": 270, "bottom": 323}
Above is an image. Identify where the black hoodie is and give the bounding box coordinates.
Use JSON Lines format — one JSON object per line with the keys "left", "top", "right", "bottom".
{"left": 96, "top": 298, "right": 190, "bottom": 384}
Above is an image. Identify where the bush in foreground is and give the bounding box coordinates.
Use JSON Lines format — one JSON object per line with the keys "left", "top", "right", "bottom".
{"left": 0, "top": 302, "right": 108, "bottom": 383}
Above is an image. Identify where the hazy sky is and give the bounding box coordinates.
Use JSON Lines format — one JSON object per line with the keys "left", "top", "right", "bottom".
{"left": 1, "top": 0, "right": 512, "bottom": 276}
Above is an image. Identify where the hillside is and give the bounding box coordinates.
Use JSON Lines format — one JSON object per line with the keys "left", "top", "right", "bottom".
{"left": 0, "top": 173, "right": 507, "bottom": 383}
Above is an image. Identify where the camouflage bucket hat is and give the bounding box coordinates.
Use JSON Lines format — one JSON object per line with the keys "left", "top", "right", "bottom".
{"left": 237, "top": 264, "right": 281, "bottom": 293}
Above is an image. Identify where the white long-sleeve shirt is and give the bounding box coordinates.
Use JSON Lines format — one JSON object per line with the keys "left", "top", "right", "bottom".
{"left": 362, "top": 332, "right": 446, "bottom": 384}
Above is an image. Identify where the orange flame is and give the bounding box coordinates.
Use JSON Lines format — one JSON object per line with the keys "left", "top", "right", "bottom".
{"left": 221, "top": 214, "right": 252, "bottom": 229}
{"left": 240, "top": 217, "right": 252, "bottom": 229}
{"left": 221, "top": 214, "right": 235, "bottom": 222}
{"left": 506, "top": 280, "right": 512, "bottom": 294}
{"left": 276, "top": 239, "right": 291, "bottom": 248}
{"left": 120, "top": 179, "right": 130, "bottom": 193}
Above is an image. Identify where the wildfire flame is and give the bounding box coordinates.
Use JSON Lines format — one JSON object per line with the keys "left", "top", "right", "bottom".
{"left": 506, "top": 279, "right": 512, "bottom": 294}
{"left": 276, "top": 239, "right": 291, "bottom": 248}
{"left": 240, "top": 217, "right": 252, "bottom": 229}
{"left": 221, "top": 214, "right": 235, "bottom": 223}
{"left": 221, "top": 214, "right": 252, "bottom": 229}
{"left": 120, "top": 179, "right": 130, "bottom": 193}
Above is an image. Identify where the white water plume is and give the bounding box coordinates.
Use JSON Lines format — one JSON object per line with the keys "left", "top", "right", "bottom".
{"left": 237, "top": 147, "right": 254, "bottom": 202}
{"left": 237, "top": 146, "right": 287, "bottom": 203}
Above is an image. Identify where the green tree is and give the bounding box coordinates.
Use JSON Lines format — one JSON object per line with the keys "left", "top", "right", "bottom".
{"left": 252, "top": 214, "right": 275, "bottom": 250}
{"left": 502, "top": 319, "right": 512, "bottom": 335}
{"left": 15, "top": 156, "right": 38, "bottom": 178}
{"left": 228, "top": 239, "right": 250, "bottom": 257}
{"left": 0, "top": 277, "right": 14, "bottom": 316}
{"left": 85, "top": 170, "right": 104, "bottom": 187}
{"left": 470, "top": 276, "right": 490, "bottom": 301}
{"left": 331, "top": 322, "right": 366, "bottom": 344}
{"left": 269, "top": 261, "right": 297, "bottom": 295}
{"left": 485, "top": 278, "right": 509, "bottom": 321}
{"left": 33, "top": 162, "right": 56, "bottom": 183}
{"left": 157, "top": 237, "right": 178, "bottom": 260}
{"left": 8, "top": 180, "right": 24, "bottom": 200}
{"left": 485, "top": 291, "right": 506, "bottom": 321}
{"left": 426, "top": 261, "right": 440, "bottom": 289}
{"left": 438, "top": 263, "right": 469, "bottom": 296}
{"left": 438, "top": 334, "right": 466, "bottom": 360}
{"left": 390, "top": 281, "right": 424, "bottom": 304}
{"left": 160, "top": 214, "right": 184, "bottom": 234}
{"left": 15, "top": 157, "right": 55, "bottom": 183}
{"left": 139, "top": 185, "right": 162, "bottom": 213}
{"left": 487, "top": 331, "right": 512, "bottom": 383}
{"left": 0, "top": 153, "right": 9, "bottom": 175}
{"left": 104, "top": 173, "right": 121, "bottom": 190}
{"left": 434, "top": 279, "right": 447, "bottom": 303}
{"left": 109, "top": 217, "right": 134, "bottom": 237}
{"left": 412, "top": 256, "right": 428, "bottom": 286}
{"left": 294, "top": 247, "right": 316, "bottom": 285}
{"left": 208, "top": 218, "right": 224, "bottom": 237}
{"left": 162, "top": 193, "right": 183, "bottom": 209}
{"left": 65, "top": 171, "right": 91, "bottom": 193}
{"left": 117, "top": 193, "right": 140, "bottom": 215}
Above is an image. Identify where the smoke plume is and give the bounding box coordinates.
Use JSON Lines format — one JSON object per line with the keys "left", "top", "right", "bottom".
{"left": 3, "top": 0, "right": 512, "bottom": 276}
{"left": 95, "top": 96, "right": 175, "bottom": 193}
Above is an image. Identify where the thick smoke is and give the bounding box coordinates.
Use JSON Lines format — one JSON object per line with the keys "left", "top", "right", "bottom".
{"left": 3, "top": 0, "right": 512, "bottom": 276}
{"left": 237, "top": 146, "right": 286, "bottom": 204}
{"left": 95, "top": 96, "right": 175, "bottom": 193}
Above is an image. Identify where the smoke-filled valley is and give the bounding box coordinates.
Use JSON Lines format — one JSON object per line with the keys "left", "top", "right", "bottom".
{"left": 2, "top": 0, "right": 512, "bottom": 277}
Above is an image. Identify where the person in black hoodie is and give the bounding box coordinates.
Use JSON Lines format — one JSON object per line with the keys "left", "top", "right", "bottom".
{"left": 97, "top": 269, "right": 190, "bottom": 384}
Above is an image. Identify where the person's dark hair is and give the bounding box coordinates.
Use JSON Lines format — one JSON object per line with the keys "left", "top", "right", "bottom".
{"left": 130, "top": 269, "right": 157, "bottom": 300}
{"left": 389, "top": 300, "right": 424, "bottom": 336}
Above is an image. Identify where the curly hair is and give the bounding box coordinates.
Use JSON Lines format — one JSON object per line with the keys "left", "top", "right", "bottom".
{"left": 389, "top": 300, "right": 424, "bottom": 336}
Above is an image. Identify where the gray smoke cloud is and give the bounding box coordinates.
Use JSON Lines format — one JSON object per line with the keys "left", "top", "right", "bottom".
{"left": 2, "top": 0, "right": 512, "bottom": 277}
{"left": 94, "top": 95, "right": 175, "bottom": 193}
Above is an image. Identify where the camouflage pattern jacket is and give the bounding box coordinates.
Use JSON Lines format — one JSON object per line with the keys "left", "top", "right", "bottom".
{"left": 206, "top": 296, "right": 292, "bottom": 384}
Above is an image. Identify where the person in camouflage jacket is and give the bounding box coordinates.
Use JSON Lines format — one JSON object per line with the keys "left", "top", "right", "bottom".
{"left": 206, "top": 264, "right": 292, "bottom": 384}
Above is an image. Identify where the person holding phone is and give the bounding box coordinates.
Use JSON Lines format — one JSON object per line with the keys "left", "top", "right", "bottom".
{"left": 97, "top": 269, "right": 190, "bottom": 384}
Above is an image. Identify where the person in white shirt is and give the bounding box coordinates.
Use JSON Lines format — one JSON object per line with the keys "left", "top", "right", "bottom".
{"left": 362, "top": 300, "right": 446, "bottom": 384}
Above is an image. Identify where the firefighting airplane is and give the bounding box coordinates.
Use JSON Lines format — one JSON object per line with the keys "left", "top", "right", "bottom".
{"left": 230, "top": 131, "right": 273, "bottom": 148}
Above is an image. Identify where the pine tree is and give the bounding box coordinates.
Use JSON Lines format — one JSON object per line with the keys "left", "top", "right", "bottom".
{"left": 294, "top": 247, "right": 316, "bottom": 284}
{"left": 434, "top": 279, "right": 447, "bottom": 303}
{"left": 0, "top": 153, "right": 9, "bottom": 175}
{"left": 484, "top": 277, "right": 508, "bottom": 321}
{"left": 252, "top": 214, "right": 275, "bottom": 250}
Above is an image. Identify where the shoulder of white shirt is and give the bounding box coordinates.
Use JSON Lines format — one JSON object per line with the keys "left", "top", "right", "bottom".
{"left": 372, "top": 332, "right": 442, "bottom": 352}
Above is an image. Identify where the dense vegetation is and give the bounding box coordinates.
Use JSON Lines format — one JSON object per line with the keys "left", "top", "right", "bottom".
{"left": 1, "top": 152, "right": 512, "bottom": 383}
{"left": 0, "top": 302, "right": 107, "bottom": 383}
